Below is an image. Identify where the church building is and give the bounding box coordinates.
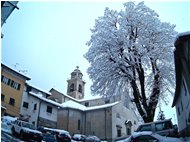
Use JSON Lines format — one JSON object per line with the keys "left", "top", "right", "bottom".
{"left": 55, "top": 67, "right": 139, "bottom": 141}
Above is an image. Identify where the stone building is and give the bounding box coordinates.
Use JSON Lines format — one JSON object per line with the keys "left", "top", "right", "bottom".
{"left": 67, "top": 66, "right": 86, "bottom": 100}
{"left": 56, "top": 67, "right": 139, "bottom": 141}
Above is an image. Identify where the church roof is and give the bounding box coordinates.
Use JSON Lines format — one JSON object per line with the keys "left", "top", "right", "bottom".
{"left": 61, "top": 100, "right": 119, "bottom": 111}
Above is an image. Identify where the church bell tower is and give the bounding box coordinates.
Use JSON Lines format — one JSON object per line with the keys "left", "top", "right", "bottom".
{"left": 67, "top": 66, "right": 85, "bottom": 100}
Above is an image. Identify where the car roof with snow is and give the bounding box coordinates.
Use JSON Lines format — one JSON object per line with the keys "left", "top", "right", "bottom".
{"left": 43, "top": 127, "right": 69, "bottom": 134}
{"left": 127, "top": 131, "right": 183, "bottom": 142}
{"left": 1, "top": 116, "right": 17, "bottom": 122}
{"left": 138, "top": 118, "right": 172, "bottom": 126}
{"left": 131, "top": 131, "right": 153, "bottom": 138}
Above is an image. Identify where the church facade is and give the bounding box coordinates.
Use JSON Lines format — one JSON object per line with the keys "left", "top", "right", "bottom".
{"left": 54, "top": 67, "right": 139, "bottom": 141}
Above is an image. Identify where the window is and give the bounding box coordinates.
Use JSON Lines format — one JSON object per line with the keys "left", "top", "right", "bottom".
{"left": 70, "top": 84, "right": 74, "bottom": 92}
{"left": 116, "top": 113, "right": 121, "bottom": 118}
{"left": 26, "top": 86, "right": 32, "bottom": 92}
{"left": 117, "top": 127, "right": 121, "bottom": 137}
{"left": 105, "top": 99, "right": 110, "bottom": 104}
{"left": 10, "top": 80, "right": 21, "bottom": 90}
{"left": 1, "top": 75, "right": 10, "bottom": 85}
{"left": 1, "top": 94, "right": 5, "bottom": 101}
{"left": 138, "top": 124, "right": 151, "bottom": 131}
{"left": 1, "top": 76, "right": 21, "bottom": 90}
{"left": 155, "top": 123, "right": 165, "bottom": 131}
{"left": 127, "top": 127, "right": 131, "bottom": 135}
{"left": 78, "top": 84, "right": 82, "bottom": 93}
{"left": 9, "top": 98, "right": 15, "bottom": 106}
{"left": 34, "top": 103, "right": 37, "bottom": 110}
{"left": 32, "top": 121, "right": 35, "bottom": 125}
{"left": 178, "top": 107, "right": 180, "bottom": 116}
{"left": 78, "top": 119, "right": 81, "bottom": 130}
{"left": 181, "top": 101, "right": 183, "bottom": 111}
{"left": 85, "top": 102, "right": 89, "bottom": 107}
{"left": 23, "top": 102, "right": 29, "bottom": 108}
{"left": 134, "top": 135, "right": 157, "bottom": 142}
{"left": 134, "top": 121, "right": 136, "bottom": 125}
{"left": 47, "top": 106, "right": 52, "bottom": 113}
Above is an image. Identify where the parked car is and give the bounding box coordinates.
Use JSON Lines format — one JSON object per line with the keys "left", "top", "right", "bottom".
{"left": 1, "top": 116, "right": 17, "bottom": 134}
{"left": 56, "top": 131, "right": 72, "bottom": 142}
{"left": 43, "top": 131, "right": 57, "bottom": 142}
{"left": 85, "top": 135, "right": 101, "bottom": 142}
{"left": 12, "top": 120, "right": 43, "bottom": 142}
{"left": 124, "top": 131, "right": 182, "bottom": 142}
{"left": 135, "top": 119, "right": 178, "bottom": 137}
{"left": 37, "top": 126, "right": 57, "bottom": 142}
{"left": 72, "top": 134, "right": 86, "bottom": 141}
{"left": 38, "top": 127, "right": 71, "bottom": 142}
{"left": 39, "top": 127, "right": 57, "bottom": 142}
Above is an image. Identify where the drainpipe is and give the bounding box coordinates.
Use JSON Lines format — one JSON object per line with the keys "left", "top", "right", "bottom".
{"left": 67, "top": 108, "right": 69, "bottom": 131}
{"left": 37, "top": 100, "right": 42, "bottom": 128}
{"left": 84, "top": 111, "right": 86, "bottom": 135}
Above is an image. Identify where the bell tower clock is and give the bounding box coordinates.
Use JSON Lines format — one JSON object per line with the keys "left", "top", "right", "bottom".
{"left": 67, "top": 66, "right": 85, "bottom": 99}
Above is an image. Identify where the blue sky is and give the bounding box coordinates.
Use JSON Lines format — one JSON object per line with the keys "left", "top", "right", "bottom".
{"left": 1, "top": 1, "right": 190, "bottom": 122}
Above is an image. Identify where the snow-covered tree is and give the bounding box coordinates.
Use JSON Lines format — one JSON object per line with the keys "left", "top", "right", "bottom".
{"left": 84, "top": 2, "right": 177, "bottom": 122}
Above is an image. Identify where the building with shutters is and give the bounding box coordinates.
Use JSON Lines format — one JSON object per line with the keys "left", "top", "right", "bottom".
{"left": 1, "top": 63, "right": 30, "bottom": 117}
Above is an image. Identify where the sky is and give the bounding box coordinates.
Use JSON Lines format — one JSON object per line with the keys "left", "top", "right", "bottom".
{"left": 1, "top": 1, "right": 190, "bottom": 123}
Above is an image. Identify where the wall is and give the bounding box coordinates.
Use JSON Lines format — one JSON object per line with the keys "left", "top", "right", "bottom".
{"left": 1, "top": 68, "right": 27, "bottom": 117}
{"left": 85, "top": 108, "right": 112, "bottom": 141}
{"left": 49, "top": 89, "right": 64, "bottom": 103}
{"left": 112, "top": 102, "right": 138, "bottom": 140}
{"left": 38, "top": 101, "right": 58, "bottom": 128}
{"left": 176, "top": 77, "right": 190, "bottom": 136}
{"left": 174, "top": 36, "right": 190, "bottom": 137}
{"left": 57, "top": 108, "right": 83, "bottom": 135}
{"left": 20, "top": 90, "right": 40, "bottom": 127}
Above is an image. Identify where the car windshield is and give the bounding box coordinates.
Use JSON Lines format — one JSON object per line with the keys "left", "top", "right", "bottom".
{"left": 22, "top": 122, "right": 35, "bottom": 129}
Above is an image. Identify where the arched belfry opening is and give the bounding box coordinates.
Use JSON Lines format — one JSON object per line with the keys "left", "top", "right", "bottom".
{"left": 67, "top": 66, "right": 86, "bottom": 99}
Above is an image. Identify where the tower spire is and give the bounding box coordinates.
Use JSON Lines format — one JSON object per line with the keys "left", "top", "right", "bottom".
{"left": 67, "top": 67, "right": 86, "bottom": 99}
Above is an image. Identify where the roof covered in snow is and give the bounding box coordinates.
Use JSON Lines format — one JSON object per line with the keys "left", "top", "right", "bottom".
{"left": 61, "top": 100, "right": 119, "bottom": 111}
{"left": 61, "top": 100, "right": 86, "bottom": 111}
{"left": 29, "top": 91, "right": 119, "bottom": 112}
{"left": 27, "top": 83, "right": 51, "bottom": 95}
{"left": 29, "top": 91, "right": 63, "bottom": 108}
{"left": 1, "top": 62, "right": 31, "bottom": 80}
{"left": 78, "top": 95, "right": 103, "bottom": 102}
{"left": 174, "top": 31, "right": 190, "bottom": 47}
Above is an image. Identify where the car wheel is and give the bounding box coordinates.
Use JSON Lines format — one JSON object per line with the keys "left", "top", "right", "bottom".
{"left": 20, "top": 130, "right": 25, "bottom": 140}
{"left": 11, "top": 127, "right": 16, "bottom": 136}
